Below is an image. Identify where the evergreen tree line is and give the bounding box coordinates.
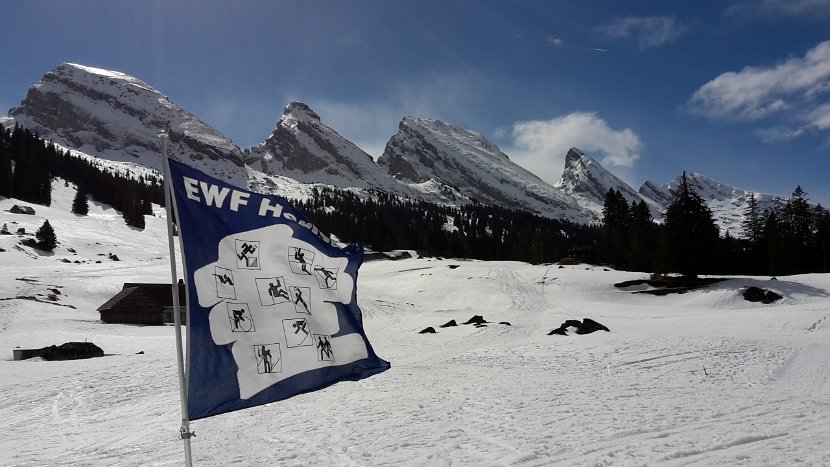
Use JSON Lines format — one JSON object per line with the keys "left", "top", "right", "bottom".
{"left": 0, "top": 125, "right": 163, "bottom": 228}
{"left": 6, "top": 124, "right": 825, "bottom": 272}
{"left": 600, "top": 174, "right": 830, "bottom": 277}
{"left": 294, "top": 187, "right": 600, "bottom": 263}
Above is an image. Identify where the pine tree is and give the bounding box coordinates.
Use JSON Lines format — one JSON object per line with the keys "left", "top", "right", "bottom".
{"left": 740, "top": 194, "right": 764, "bottom": 244}
{"left": 0, "top": 135, "right": 11, "bottom": 198}
{"left": 71, "top": 186, "right": 89, "bottom": 215}
{"left": 814, "top": 205, "right": 830, "bottom": 273}
{"left": 663, "top": 172, "right": 720, "bottom": 278}
{"left": 779, "top": 186, "right": 813, "bottom": 273}
{"left": 35, "top": 219, "right": 57, "bottom": 251}
{"left": 626, "top": 200, "right": 656, "bottom": 272}
{"left": 600, "top": 189, "right": 630, "bottom": 267}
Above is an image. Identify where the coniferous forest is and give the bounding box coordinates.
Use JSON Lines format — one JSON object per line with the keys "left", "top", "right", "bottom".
{"left": 2, "top": 126, "right": 828, "bottom": 276}
{"left": 599, "top": 177, "right": 830, "bottom": 277}
{"left": 0, "top": 125, "right": 163, "bottom": 228}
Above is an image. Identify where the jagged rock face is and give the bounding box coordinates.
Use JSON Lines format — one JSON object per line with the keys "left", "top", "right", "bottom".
{"left": 6, "top": 63, "right": 246, "bottom": 185}
{"left": 555, "top": 148, "right": 650, "bottom": 213}
{"left": 247, "top": 102, "right": 391, "bottom": 189}
{"left": 378, "top": 117, "right": 596, "bottom": 223}
{"left": 638, "top": 181, "right": 673, "bottom": 206}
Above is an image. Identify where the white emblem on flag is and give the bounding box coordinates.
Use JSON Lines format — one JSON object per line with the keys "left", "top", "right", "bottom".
{"left": 193, "top": 224, "right": 370, "bottom": 399}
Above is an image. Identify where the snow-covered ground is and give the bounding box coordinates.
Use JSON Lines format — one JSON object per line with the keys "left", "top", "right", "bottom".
{"left": 1, "top": 182, "right": 829, "bottom": 466}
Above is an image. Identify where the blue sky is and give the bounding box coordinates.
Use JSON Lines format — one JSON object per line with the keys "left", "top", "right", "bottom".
{"left": 2, "top": 0, "right": 830, "bottom": 204}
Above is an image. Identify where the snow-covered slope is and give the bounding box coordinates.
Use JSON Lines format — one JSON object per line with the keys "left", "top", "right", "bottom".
{"left": 639, "top": 173, "right": 785, "bottom": 234}
{"left": 1, "top": 184, "right": 829, "bottom": 465}
{"left": 555, "top": 147, "right": 659, "bottom": 216}
{"left": 378, "top": 117, "right": 597, "bottom": 223}
{"left": 4, "top": 63, "right": 247, "bottom": 186}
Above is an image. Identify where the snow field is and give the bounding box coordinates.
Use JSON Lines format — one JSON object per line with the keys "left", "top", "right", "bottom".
{"left": 0, "top": 182, "right": 829, "bottom": 465}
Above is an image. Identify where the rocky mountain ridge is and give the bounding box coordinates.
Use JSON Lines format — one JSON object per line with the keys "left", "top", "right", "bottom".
{"left": 1, "top": 63, "right": 793, "bottom": 233}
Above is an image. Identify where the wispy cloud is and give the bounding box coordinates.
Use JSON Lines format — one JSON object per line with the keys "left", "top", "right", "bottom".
{"left": 688, "top": 41, "right": 830, "bottom": 142}
{"left": 755, "top": 126, "right": 806, "bottom": 143}
{"left": 726, "top": 0, "right": 830, "bottom": 20}
{"left": 599, "top": 16, "right": 687, "bottom": 50}
{"left": 546, "top": 37, "right": 564, "bottom": 48}
{"left": 806, "top": 103, "right": 830, "bottom": 130}
{"left": 506, "top": 112, "right": 642, "bottom": 184}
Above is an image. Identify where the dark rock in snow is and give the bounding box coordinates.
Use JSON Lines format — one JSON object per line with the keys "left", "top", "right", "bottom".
{"left": 576, "top": 318, "right": 610, "bottom": 334}
{"left": 419, "top": 327, "right": 437, "bottom": 334}
{"left": 439, "top": 320, "right": 458, "bottom": 328}
{"left": 743, "top": 286, "right": 783, "bottom": 304}
{"left": 549, "top": 318, "right": 610, "bottom": 336}
{"left": 499, "top": 321, "right": 511, "bottom": 326}
{"left": 463, "top": 315, "right": 487, "bottom": 325}
{"left": 38, "top": 342, "right": 104, "bottom": 360}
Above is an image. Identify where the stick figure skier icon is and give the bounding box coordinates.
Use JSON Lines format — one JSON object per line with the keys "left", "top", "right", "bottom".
{"left": 283, "top": 319, "right": 312, "bottom": 347}
{"left": 313, "top": 266, "right": 338, "bottom": 289}
{"left": 258, "top": 345, "right": 274, "bottom": 373}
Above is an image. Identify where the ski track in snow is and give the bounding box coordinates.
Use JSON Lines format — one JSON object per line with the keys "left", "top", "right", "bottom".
{"left": 1, "top": 184, "right": 830, "bottom": 466}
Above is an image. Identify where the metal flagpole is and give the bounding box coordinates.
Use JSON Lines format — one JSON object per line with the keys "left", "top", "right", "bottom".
{"left": 159, "top": 130, "right": 194, "bottom": 467}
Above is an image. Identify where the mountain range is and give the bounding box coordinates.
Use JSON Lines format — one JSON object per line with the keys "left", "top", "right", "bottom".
{"left": 1, "top": 63, "right": 788, "bottom": 233}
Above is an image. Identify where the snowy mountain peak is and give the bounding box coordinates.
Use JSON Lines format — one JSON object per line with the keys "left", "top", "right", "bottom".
{"left": 5, "top": 62, "right": 246, "bottom": 185}
{"left": 398, "top": 117, "right": 505, "bottom": 158}
{"left": 555, "top": 147, "right": 647, "bottom": 213}
{"left": 283, "top": 101, "right": 321, "bottom": 121}
{"left": 248, "top": 101, "right": 390, "bottom": 190}
{"left": 378, "top": 117, "right": 595, "bottom": 223}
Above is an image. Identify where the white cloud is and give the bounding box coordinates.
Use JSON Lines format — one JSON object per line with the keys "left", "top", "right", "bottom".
{"left": 807, "top": 103, "right": 830, "bottom": 130}
{"left": 547, "top": 37, "right": 564, "bottom": 47}
{"left": 755, "top": 126, "right": 806, "bottom": 143}
{"left": 599, "top": 16, "right": 687, "bottom": 50}
{"left": 506, "top": 112, "right": 642, "bottom": 184}
{"left": 689, "top": 41, "right": 830, "bottom": 141}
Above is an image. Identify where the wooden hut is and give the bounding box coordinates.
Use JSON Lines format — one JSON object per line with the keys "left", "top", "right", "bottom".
{"left": 98, "top": 282, "right": 186, "bottom": 325}
{"left": 9, "top": 205, "right": 36, "bottom": 215}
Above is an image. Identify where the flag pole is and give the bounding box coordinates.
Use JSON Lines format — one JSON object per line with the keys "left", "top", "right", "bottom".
{"left": 159, "top": 130, "right": 194, "bottom": 467}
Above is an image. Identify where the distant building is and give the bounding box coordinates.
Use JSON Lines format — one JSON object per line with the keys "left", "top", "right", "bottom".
{"left": 9, "top": 205, "right": 36, "bottom": 215}
{"left": 97, "top": 282, "right": 186, "bottom": 325}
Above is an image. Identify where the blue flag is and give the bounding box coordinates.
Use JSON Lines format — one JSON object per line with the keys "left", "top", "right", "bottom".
{"left": 167, "top": 159, "right": 390, "bottom": 420}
